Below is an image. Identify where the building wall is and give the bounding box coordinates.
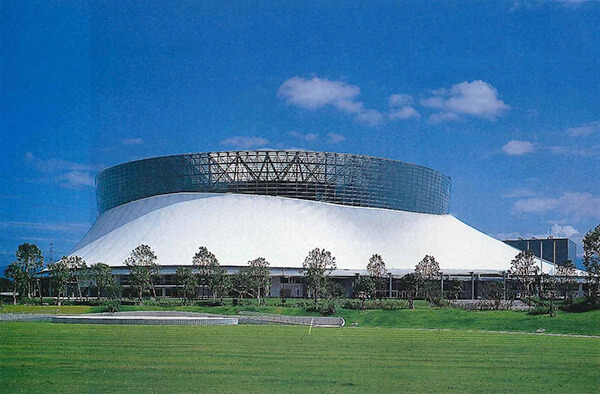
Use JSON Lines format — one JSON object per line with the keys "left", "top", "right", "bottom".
{"left": 96, "top": 151, "right": 451, "bottom": 215}
{"left": 503, "top": 238, "right": 576, "bottom": 265}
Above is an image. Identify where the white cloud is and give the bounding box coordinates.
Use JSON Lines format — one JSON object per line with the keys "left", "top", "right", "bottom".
{"left": 558, "top": 192, "right": 600, "bottom": 220}
{"left": 288, "top": 131, "right": 319, "bottom": 141}
{"left": 388, "top": 94, "right": 414, "bottom": 107}
{"left": 58, "top": 171, "right": 95, "bottom": 188}
{"left": 327, "top": 133, "right": 346, "bottom": 144}
{"left": 513, "top": 197, "right": 559, "bottom": 213}
{"left": 495, "top": 232, "right": 523, "bottom": 240}
{"left": 220, "top": 136, "right": 269, "bottom": 149}
{"left": 278, "top": 76, "right": 383, "bottom": 126}
{"left": 501, "top": 140, "right": 536, "bottom": 156}
{"left": 421, "top": 80, "right": 509, "bottom": 119}
{"left": 355, "top": 110, "right": 384, "bottom": 126}
{"left": 123, "top": 138, "right": 144, "bottom": 145}
{"left": 427, "top": 112, "right": 459, "bottom": 124}
{"left": 24, "top": 152, "right": 101, "bottom": 173}
{"left": 278, "top": 77, "right": 360, "bottom": 110}
{"left": 503, "top": 188, "right": 536, "bottom": 199}
{"left": 567, "top": 121, "right": 600, "bottom": 137}
{"left": 496, "top": 223, "right": 579, "bottom": 242}
{"left": 549, "top": 223, "right": 579, "bottom": 238}
{"left": 24, "top": 152, "right": 100, "bottom": 189}
{"left": 512, "top": 192, "right": 600, "bottom": 221}
{"left": 389, "top": 106, "right": 420, "bottom": 120}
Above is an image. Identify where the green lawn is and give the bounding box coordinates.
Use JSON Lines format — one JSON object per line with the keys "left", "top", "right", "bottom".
{"left": 0, "top": 322, "right": 598, "bottom": 393}
{"left": 3, "top": 303, "right": 599, "bottom": 336}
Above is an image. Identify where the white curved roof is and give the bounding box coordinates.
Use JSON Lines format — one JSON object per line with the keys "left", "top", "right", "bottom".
{"left": 70, "top": 192, "right": 553, "bottom": 272}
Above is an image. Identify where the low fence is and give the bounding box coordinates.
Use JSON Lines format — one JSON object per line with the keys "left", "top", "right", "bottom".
{"left": 237, "top": 312, "right": 345, "bottom": 327}
{"left": 0, "top": 314, "right": 54, "bottom": 322}
{"left": 51, "top": 312, "right": 238, "bottom": 326}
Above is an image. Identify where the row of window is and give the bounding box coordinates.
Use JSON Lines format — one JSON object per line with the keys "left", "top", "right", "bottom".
{"left": 96, "top": 151, "right": 451, "bottom": 215}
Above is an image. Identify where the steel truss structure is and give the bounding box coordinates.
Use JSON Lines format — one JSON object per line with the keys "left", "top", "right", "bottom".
{"left": 96, "top": 151, "right": 451, "bottom": 215}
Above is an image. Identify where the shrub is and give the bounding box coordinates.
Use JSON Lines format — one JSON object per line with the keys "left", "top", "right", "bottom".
{"left": 528, "top": 304, "right": 556, "bottom": 316}
{"left": 102, "top": 299, "right": 121, "bottom": 313}
{"left": 560, "top": 298, "right": 600, "bottom": 313}
{"left": 305, "top": 300, "right": 337, "bottom": 315}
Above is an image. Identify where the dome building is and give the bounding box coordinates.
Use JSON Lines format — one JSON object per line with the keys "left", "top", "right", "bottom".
{"left": 70, "top": 150, "right": 555, "bottom": 298}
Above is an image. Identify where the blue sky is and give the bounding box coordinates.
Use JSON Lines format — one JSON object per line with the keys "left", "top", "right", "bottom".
{"left": 1, "top": 0, "right": 599, "bottom": 271}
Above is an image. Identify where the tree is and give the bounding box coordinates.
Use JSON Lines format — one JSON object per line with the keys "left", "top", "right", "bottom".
{"left": 247, "top": 257, "right": 270, "bottom": 305}
{"left": 367, "top": 254, "right": 387, "bottom": 299}
{"left": 446, "top": 278, "right": 463, "bottom": 300}
{"left": 399, "top": 273, "right": 421, "bottom": 309}
{"left": 175, "top": 266, "right": 198, "bottom": 303}
{"left": 582, "top": 224, "right": 600, "bottom": 303}
{"left": 192, "top": 247, "right": 218, "bottom": 299}
{"left": 48, "top": 258, "right": 70, "bottom": 306}
{"left": 415, "top": 255, "right": 441, "bottom": 280}
{"left": 232, "top": 266, "right": 252, "bottom": 300}
{"left": 556, "top": 259, "right": 577, "bottom": 300}
{"left": 4, "top": 262, "right": 25, "bottom": 305}
{"left": 124, "top": 244, "right": 160, "bottom": 303}
{"left": 352, "top": 276, "right": 375, "bottom": 309}
{"left": 485, "top": 282, "right": 504, "bottom": 310}
{"left": 15, "top": 243, "right": 44, "bottom": 302}
{"left": 207, "top": 260, "right": 230, "bottom": 301}
{"left": 90, "top": 263, "right": 114, "bottom": 300}
{"left": 64, "top": 256, "right": 87, "bottom": 299}
{"left": 301, "top": 248, "right": 337, "bottom": 303}
{"left": 509, "top": 250, "right": 538, "bottom": 298}
{"left": 415, "top": 255, "right": 441, "bottom": 302}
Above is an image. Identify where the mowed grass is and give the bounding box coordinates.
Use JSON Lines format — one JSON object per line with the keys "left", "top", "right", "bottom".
{"left": 0, "top": 305, "right": 94, "bottom": 315}
{"left": 114, "top": 304, "right": 600, "bottom": 336}
{"left": 1, "top": 322, "right": 598, "bottom": 393}
{"left": 3, "top": 303, "right": 600, "bottom": 336}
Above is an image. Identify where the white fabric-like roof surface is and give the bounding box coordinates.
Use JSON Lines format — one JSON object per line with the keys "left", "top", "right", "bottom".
{"left": 70, "top": 193, "right": 552, "bottom": 272}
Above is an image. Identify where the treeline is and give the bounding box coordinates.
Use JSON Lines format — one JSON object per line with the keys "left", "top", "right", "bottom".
{"left": 2, "top": 224, "right": 599, "bottom": 309}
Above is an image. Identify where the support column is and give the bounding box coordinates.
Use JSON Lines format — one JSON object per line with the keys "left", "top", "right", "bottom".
{"left": 388, "top": 273, "right": 393, "bottom": 298}
{"left": 440, "top": 272, "right": 444, "bottom": 299}
{"left": 470, "top": 272, "right": 475, "bottom": 300}
{"left": 502, "top": 271, "right": 506, "bottom": 301}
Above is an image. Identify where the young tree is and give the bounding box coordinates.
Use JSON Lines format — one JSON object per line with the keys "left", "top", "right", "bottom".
{"left": 175, "top": 266, "right": 198, "bottom": 304}
{"left": 232, "top": 266, "right": 252, "bottom": 300}
{"left": 301, "top": 248, "right": 337, "bottom": 303}
{"left": 415, "top": 255, "right": 441, "bottom": 301}
{"left": 48, "top": 258, "right": 70, "bottom": 306}
{"left": 124, "top": 244, "right": 160, "bottom": 303}
{"left": 352, "top": 276, "right": 375, "bottom": 309}
{"left": 90, "top": 263, "right": 114, "bottom": 300}
{"left": 64, "top": 256, "right": 87, "bottom": 299}
{"left": 15, "top": 243, "right": 44, "bottom": 301}
{"left": 582, "top": 224, "right": 600, "bottom": 303}
{"left": 556, "top": 259, "right": 577, "bottom": 300}
{"left": 415, "top": 255, "right": 441, "bottom": 279}
{"left": 485, "top": 282, "right": 504, "bottom": 310}
{"left": 367, "top": 254, "right": 387, "bottom": 299}
{"left": 248, "top": 257, "right": 270, "bottom": 305}
{"left": 509, "top": 250, "right": 538, "bottom": 298}
{"left": 446, "top": 278, "right": 463, "bottom": 300}
{"left": 192, "top": 247, "right": 218, "bottom": 299}
{"left": 4, "top": 262, "right": 25, "bottom": 305}
{"left": 207, "top": 260, "right": 230, "bottom": 301}
{"left": 399, "top": 273, "right": 421, "bottom": 309}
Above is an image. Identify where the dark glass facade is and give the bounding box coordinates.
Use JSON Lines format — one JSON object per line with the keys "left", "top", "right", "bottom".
{"left": 96, "top": 151, "right": 451, "bottom": 215}
{"left": 503, "top": 238, "right": 577, "bottom": 265}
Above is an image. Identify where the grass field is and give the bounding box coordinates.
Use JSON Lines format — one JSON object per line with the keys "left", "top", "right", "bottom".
{"left": 3, "top": 303, "right": 600, "bottom": 336}
{"left": 0, "top": 322, "right": 598, "bottom": 393}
